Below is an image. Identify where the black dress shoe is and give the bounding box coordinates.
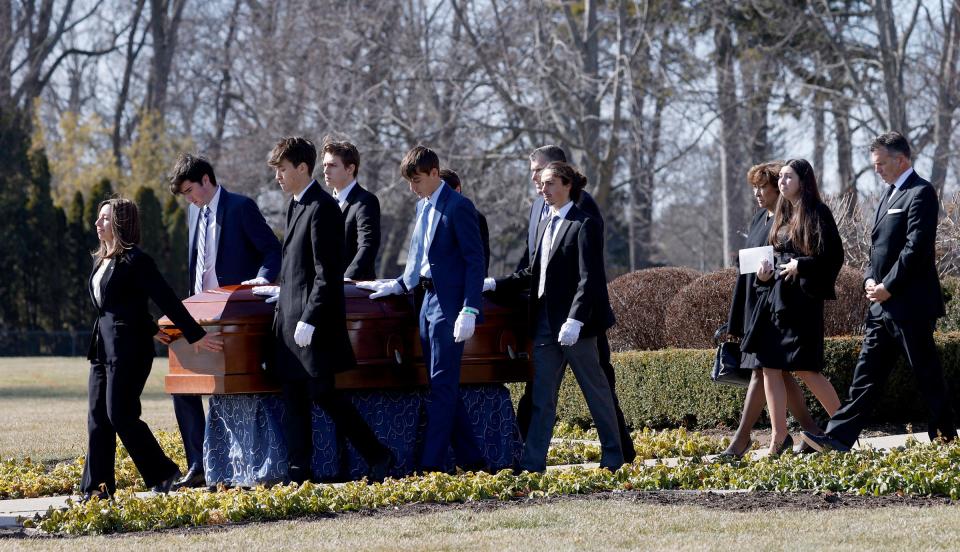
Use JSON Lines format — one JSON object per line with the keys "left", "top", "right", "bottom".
{"left": 79, "top": 490, "right": 111, "bottom": 503}
{"left": 769, "top": 434, "right": 793, "bottom": 457}
{"left": 172, "top": 468, "right": 206, "bottom": 490}
{"left": 151, "top": 468, "right": 182, "bottom": 494}
{"left": 800, "top": 431, "right": 851, "bottom": 453}
{"left": 716, "top": 439, "right": 754, "bottom": 460}
{"left": 368, "top": 451, "right": 397, "bottom": 483}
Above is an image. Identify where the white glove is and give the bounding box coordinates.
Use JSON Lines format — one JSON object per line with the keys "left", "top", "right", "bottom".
{"left": 453, "top": 312, "right": 476, "bottom": 343}
{"left": 482, "top": 277, "right": 496, "bottom": 292}
{"left": 252, "top": 285, "right": 280, "bottom": 304}
{"left": 242, "top": 277, "right": 270, "bottom": 285}
{"left": 356, "top": 280, "right": 403, "bottom": 299}
{"left": 294, "top": 321, "right": 315, "bottom": 347}
{"left": 558, "top": 318, "right": 583, "bottom": 346}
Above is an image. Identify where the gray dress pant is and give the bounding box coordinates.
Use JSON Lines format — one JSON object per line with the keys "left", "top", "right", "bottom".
{"left": 520, "top": 335, "right": 624, "bottom": 472}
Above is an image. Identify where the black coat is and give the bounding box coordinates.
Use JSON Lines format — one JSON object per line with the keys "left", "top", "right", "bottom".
{"left": 87, "top": 246, "right": 205, "bottom": 363}
{"left": 517, "top": 191, "right": 603, "bottom": 272}
{"left": 726, "top": 209, "right": 774, "bottom": 338}
{"left": 340, "top": 183, "right": 380, "bottom": 281}
{"left": 275, "top": 181, "right": 356, "bottom": 383}
{"left": 497, "top": 203, "right": 615, "bottom": 339}
{"left": 865, "top": 171, "right": 945, "bottom": 321}
{"left": 477, "top": 210, "right": 490, "bottom": 276}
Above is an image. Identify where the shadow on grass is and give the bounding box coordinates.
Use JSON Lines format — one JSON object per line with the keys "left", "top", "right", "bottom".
{"left": 0, "top": 387, "right": 171, "bottom": 401}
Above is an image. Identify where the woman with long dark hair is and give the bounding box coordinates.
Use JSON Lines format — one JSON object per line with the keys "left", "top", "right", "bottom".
{"left": 741, "top": 159, "right": 843, "bottom": 456}
{"left": 720, "top": 161, "right": 822, "bottom": 458}
{"left": 81, "top": 198, "right": 221, "bottom": 501}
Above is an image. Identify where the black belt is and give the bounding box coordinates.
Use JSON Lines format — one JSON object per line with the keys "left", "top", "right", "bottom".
{"left": 418, "top": 277, "right": 435, "bottom": 291}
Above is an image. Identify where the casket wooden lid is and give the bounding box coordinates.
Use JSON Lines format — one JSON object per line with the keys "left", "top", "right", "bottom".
{"left": 158, "top": 285, "right": 273, "bottom": 327}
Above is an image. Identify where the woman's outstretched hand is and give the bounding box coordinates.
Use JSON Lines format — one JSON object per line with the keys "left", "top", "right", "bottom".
{"left": 193, "top": 332, "right": 224, "bottom": 353}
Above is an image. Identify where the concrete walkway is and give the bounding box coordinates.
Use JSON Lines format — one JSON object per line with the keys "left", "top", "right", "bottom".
{"left": 0, "top": 431, "right": 938, "bottom": 530}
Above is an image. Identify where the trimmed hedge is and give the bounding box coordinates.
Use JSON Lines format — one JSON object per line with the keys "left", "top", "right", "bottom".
{"left": 606, "top": 267, "right": 701, "bottom": 351}
{"left": 525, "top": 331, "right": 960, "bottom": 430}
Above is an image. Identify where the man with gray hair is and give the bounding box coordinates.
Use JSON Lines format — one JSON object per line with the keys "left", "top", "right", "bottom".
{"left": 803, "top": 131, "right": 956, "bottom": 452}
{"left": 511, "top": 145, "right": 636, "bottom": 463}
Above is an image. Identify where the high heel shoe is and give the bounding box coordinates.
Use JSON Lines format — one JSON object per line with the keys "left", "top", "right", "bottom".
{"left": 769, "top": 434, "right": 794, "bottom": 457}
{"left": 716, "top": 439, "right": 753, "bottom": 460}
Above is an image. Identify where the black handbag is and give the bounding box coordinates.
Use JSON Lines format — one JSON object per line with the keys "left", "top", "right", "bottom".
{"left": 711, "top": 324, "right": 751, "bottom": 387}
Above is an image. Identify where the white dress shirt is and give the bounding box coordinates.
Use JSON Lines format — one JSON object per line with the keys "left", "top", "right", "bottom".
{"left": 334, "top": 180, "right": 357, "bottom": 210}
{"left": 91, "top": 259, "right": 110, "bottom": 307}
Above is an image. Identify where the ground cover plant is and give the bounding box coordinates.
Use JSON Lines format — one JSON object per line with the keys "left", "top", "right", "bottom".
{"left": 24, "top": 439, "right": 960, "bottom": 535}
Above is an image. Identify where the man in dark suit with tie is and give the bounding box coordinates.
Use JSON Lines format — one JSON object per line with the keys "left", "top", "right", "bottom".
{"left": 485, "top": 161, "right": 623, "bottom": 472}
{"left": 803, "top": 131, "right": 957, "bottom": 452}
{"left": 166, "top": 153, "right": 281, "bottom": 489}
{"left": 264, "top": 136, "right": 393, "bottom": 483}
{"left": 512, "top": 145, "right": 636, "bottom": 463}
{"left": 321, "top": 138, "right": 381, "bottom": 280}
{"left": 356, "top": 146, "right": 487, "bottom": 473}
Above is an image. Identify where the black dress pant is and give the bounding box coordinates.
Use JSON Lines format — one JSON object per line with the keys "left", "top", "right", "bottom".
{"left": 81, "top": 357, "right": 178, "bottom": 493}
{"left": 172, "top": 394, "right": 205, "bottom": 472}
{"left": 280, "top": 380, "right": 388, "bottom": 482}
{"left": 826, "top": 312, "right": 957, "bottom": 446}
{"left": 516, "top": 331, "right": 636, "bottom": 462}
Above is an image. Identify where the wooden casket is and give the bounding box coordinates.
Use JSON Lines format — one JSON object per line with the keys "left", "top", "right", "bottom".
{"left": 160, "top": 284, "right": 532, "bottom": 394}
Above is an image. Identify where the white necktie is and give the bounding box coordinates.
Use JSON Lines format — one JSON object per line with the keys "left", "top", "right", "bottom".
{"left": 537, "top": 215, "right": 560, "bottom": 298}
{"left": 194, "top": 206, "right": 210, "bottom": 294}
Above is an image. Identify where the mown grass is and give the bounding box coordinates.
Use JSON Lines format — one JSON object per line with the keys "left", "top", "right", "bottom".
{"left": 0, "top": 357, "right": 178, "bottom": 462}
{"left": 6, "top": 499, "right": 960, "bottom": 551}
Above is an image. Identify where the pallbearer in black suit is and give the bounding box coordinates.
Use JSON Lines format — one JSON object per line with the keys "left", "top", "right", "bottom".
{"left": 81, "top": 198, "right": 222, "bottom": 502}
{"left": 440, "top": 168, "right": 490, "bottom": 275}
{"left": 261, "top": 137, "right": 393, "bottom": 483}
{"left": 165, "top": 153, "right": 281, "bottom": 489}
{"left": 486, "top": 162, "right": 623, "bottom": 472}
{"left": 804, "top": 132, "right": 957, "bottom": 452}
{"left": 321, "top": 138, "right": 380, "bottom": 281}
{"left": 742, "top": 159, "right": 843, "bottom": 456}
{"left": 513, "top": 145, "right": 636, "bottom": 463}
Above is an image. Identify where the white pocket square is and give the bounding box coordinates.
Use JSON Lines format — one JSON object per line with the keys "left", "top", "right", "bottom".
{"left": 887, "top": 208, "right": 905, "bottom": 214}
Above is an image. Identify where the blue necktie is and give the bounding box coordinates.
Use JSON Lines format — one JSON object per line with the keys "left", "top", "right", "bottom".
{"left": 403, "top": 201, "right": 433, "bottom": 290}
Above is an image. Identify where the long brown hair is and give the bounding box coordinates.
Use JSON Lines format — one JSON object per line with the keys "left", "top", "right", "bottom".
{"left": 768, "top": 159, "right": 824, "bottom": 256}
{"left": 94, "top": 198, "right": 141, "bottom": 263}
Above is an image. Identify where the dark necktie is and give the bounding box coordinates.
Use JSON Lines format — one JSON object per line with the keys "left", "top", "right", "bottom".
{"left": 286, "top": 198, "right": 298, "bottom": 228}
{"left": 877, "top": 184, "right": 896, "bottom": 219}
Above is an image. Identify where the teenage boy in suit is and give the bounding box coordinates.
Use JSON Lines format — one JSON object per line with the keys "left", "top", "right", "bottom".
{"left": 320, "top": 138, "right": 381, "bottom": 280}
{"left": 356, "top": 146, "right": 487, "bottom": 473}
{"left": 165, "top": 153, "right": 281, "bottom": 489}
{"left": 259, "top": 136, "right": 393, "bottom": 482}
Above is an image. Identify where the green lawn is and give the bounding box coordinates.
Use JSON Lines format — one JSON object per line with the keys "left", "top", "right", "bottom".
{"left": 6, "top": 498, "right": 960, "bottom": 551}
{"left": 0, "top": 357, "right": 178, "bottom": 462}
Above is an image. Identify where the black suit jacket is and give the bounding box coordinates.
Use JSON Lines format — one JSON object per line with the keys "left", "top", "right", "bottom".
{"left": 340, "top": 183, "right": 380, "bottom": 280}
{"left": 478, "top": 210, "right": 490, "bottom": 276}
{"left": 275, "top": 181, "right": 355, "bottom": 383}
{"left": 865, "top": 171, "right": 945, "bottom": 321}
{"left": 497, "top": 204, "right": 615, "bottom": 339}
{"left": 187, "top": 186, "right": 281, "bottom": 292}
{"left": 517, "top": 191, "right": 603, "bottom": 272}
{"left": 87, "top": 246, "right": 205, "bottom": 363}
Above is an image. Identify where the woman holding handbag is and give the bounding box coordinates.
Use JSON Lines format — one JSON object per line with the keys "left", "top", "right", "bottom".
{"left": 742, "top": 159, "right": 844, "bottom": 456}
{"left": 720, "top": 161, "right": 822, "bottom": 459}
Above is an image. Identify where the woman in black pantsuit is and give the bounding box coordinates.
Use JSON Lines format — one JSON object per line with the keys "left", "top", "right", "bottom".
{"left": 741, "top": 159, "right": 843, "bottom": 455}
{"left": 81, "top": 198, "right": 221, "bottom": 501}
{"left": 721, "top": 162, "right": 821, "bottom": 458}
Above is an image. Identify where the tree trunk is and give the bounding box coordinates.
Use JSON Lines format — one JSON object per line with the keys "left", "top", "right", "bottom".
{"left": 874, "top": 0, "right": 908, "bottom": 131}
{"left": 833, "top": 96, "right": 856, "bottom": 209}
{"left": 930, "top": 0, "right": 960, "bottom": 196}
{"left": 145, "top": 0, "right": 187, "bottom": 114}
{"left": 714, "top": 18, "right": 742, "bottom": 268}
{"left": 112, "top": 0, "right": 146, "bottom": 172}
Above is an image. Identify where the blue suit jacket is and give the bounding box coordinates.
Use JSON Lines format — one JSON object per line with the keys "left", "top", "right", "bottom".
{"left": 187, "top": 186, "right": 281, "bottom": 292}
{"left": 398, "top": 184, "right": 485, "bottom": 322}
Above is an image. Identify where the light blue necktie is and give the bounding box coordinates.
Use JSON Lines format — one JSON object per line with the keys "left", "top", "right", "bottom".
{"left": 402, "top": 201, "right": 433, "bottom": 290}
{"left": 194, "top": 206, "right": 210, "bottom": 294}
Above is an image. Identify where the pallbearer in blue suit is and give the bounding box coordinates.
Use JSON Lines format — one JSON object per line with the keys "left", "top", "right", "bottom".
{"left": 356, "top": 146, "right": 487, "bottom": 473}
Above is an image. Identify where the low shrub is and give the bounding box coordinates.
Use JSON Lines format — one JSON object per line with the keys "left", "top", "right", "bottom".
{"left": 663, "top": 269, "right": 739, "bottom": 349}
{"left": 31, "top": 440, "right": 960, "bottom": 535}
{"left": 824, "top": 265, "right": 870, "bottom": 336}
{"left": 545, "top": 332, "right": 960, "bottom": 430}
{"left": 607, "top": 267, "right": 701, "bottom": 351}
{"left": 938, "top": 276, "right": 960, "bottom": 333}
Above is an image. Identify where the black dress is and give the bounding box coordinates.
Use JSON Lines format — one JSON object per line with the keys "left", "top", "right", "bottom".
{"left": 727, "top": 209, "right": 775, "bottom": 370}
{"left": 740, "top": 202, "right": 844, "bottom": 372}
